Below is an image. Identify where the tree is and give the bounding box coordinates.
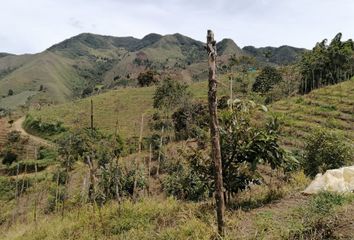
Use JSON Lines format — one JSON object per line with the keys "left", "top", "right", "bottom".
{"left": 164, "top": 99, "right": 294, "bottom": 204}
{"left": 7, "top": 89, "right": 14, "bottom": 96}
{"left": 219, "top": 100, "right": 291, "bottom": 199}
{"left": 299, "top": 33, "right": 354, "bottom": 94}
{"left": 153, "top": 78, "right": 191, "bottom": 111}
{"left": 137, "top": 70, "right": 158, "bottom": 87}
{"left": 252, "top": 66, "right": 282, "bottom": 93}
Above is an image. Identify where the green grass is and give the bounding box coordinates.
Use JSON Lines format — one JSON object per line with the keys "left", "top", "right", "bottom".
{"left": 2, "top": 191, "right": 353, "bottom": 240}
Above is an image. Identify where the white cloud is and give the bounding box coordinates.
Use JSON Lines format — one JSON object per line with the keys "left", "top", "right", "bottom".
{"left": 0, "top": 0, "right": 353, "bottom": 54}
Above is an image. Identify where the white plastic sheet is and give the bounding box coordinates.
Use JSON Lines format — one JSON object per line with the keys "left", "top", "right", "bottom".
{"left": 304, "top": 166, "right": 354, "bottom": 194}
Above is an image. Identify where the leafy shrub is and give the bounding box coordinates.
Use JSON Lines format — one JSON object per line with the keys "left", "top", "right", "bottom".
{"left": 0, "top": 176, "right": 15, "bottom": 201}
{"left": 52, "top": 169, "right": 69, "bottom": 185}
{"left": 46, "top": 184, "right": 66, "bottom": 213}
{"left": 6, "top": 159, "right": 55, "bottom": 175}
{"left": 7, "top": 89, "right": 14, "bottom": 96}
{"left": 37, "top": 146, "right": 57, "bottom": 160}
{"left": 2, "top": 151, "right": 17, "bottom": 165}
{"left": 162, "top": 151, "right": 211, "bottom": 201}
{"left": 172, "top": 101, "right": 209, "bottom": 142}
{"left": 7, "top": 131, "right": 21, "bottom": 143}
{"left": 303, "top": 129, "right": 353, "bottom": 177}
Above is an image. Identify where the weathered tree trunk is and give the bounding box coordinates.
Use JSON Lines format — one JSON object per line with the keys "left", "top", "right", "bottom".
{"left": 147, "top": 143, "right": 152, "bottom": 196}
{"left": 90, "top": 99, "right": 94, "bottom": 130}
{"left": 206, "top": 30, "right": 225, "bottom": 236}
{"left": 156, "top": 126, "right": 164, "bottom": 177}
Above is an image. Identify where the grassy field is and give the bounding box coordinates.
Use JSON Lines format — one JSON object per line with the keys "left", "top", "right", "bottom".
{"left": 26, "top": 80, "right": 221, "bottom": 139}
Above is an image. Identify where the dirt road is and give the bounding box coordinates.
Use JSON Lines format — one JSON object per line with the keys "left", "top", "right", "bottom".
{"left": 11, "top": 116, "right": 53, "bottom": 147}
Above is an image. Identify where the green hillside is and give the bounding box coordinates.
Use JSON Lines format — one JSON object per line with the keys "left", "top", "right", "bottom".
{"left": 0, "top": 33, "right": 303, "bottom": 110}
{"left": 243, "top": 45, "right": 306, "bottom": 65}
{"left": 0, "top": 51, "right": 82, "bottom": 105}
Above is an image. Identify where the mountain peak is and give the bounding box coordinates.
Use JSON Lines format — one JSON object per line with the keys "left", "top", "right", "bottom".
{"left": 217, "top": 38, "right": 243, "bottom": 56}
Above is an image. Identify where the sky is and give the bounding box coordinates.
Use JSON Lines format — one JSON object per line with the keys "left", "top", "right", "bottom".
{"left": 0, "top": 0, "right": 353, "bottom": 54}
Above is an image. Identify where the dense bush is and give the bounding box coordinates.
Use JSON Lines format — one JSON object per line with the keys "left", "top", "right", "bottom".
{"left": 38, "top": 146, "right": 57, "bottom": 160}
{"left": 137, "top": 70, "right": 158, "bottom": 87}
{"left": 0, "top": 176, "right": 15, "bottom": 201}
{"left": 24, "top": 114, "right": 66, "bottom": 136}
{"left": 303, "top": 129, "right": 353, "bottom": 177}
{"left": 7, "top": 131, "right": 21, "bottom": 143}
{"left": 162, "top": 150, "right": 211, "bottom": 201}
{"left": 56, "top": 128, "right": 146, "bottom": 204}
{"left": 2, "top": 151, "right": 18, "bottom": 165}
{"left": 6, "top": 159, "right": 55, "bottom": 175}
{"left": 172, "top": 102, "right": 209, "bottom": 142}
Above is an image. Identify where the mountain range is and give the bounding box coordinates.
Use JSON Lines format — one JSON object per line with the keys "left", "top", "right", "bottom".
{"left": 0, "top": 32, "right": 306, "bottom": 109}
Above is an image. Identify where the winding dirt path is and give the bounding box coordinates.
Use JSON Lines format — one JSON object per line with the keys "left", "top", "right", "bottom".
{"left": 11, "top": 116, "right": 53, "bottom": 147}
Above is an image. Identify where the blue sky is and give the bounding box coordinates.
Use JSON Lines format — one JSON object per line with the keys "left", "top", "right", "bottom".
{"left": 1, "top": 0, "right": 353, "bottom": 54}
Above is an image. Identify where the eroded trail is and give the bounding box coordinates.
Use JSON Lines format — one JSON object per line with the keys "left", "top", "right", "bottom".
{"left": 11, "top": 116, "right": 53, "bottom": 147}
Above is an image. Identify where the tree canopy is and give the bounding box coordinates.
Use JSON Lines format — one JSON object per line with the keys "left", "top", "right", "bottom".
{"left": 153, "top": 78, "right": 191, "bottom": 111}
{"left": 252, "top": 66, "right": 283, "bottom": 93}
{"left": 299, "top": 33, "right": 354, "bottom": 94}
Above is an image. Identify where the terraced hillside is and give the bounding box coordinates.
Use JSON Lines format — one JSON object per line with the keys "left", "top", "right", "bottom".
{"left": 0, "top": 118, "right": 9, "bottom": 150}
{"left": 272, "top": 78, "right": 354, "bottom": 151}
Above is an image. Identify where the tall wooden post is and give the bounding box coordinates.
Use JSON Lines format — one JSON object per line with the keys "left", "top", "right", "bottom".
{"left": 90, "top": 99, "right": 94, "bottom": 130}
{"left": 206, "top": 30, "right": 225, "bottom": 236}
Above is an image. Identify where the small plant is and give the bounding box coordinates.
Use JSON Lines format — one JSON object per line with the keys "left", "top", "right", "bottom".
{"left": 303, "top": 128, "right": 353, "bottom": 177}
{"left": 7, "top": 131, "right": 21, "bottom": 143}
{"left": 290, "top": 192, "right": 349, "bottom": 239}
